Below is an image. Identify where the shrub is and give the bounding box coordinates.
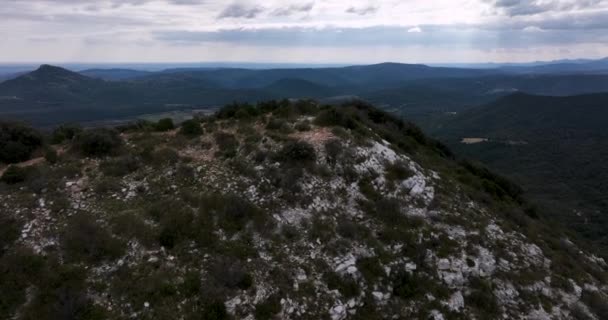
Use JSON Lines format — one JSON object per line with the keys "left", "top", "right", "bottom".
{"left": 0, "top": 122, "right": 43, "bottom": 163}
{"left": 254, "top": 295, "right": 281, "bottom": 320}
{"left": 392, "top": 271, "right": 426, "bottom": 299}
{"left": 314, "top": 106, "right": 361, "bottom": 131}
{"left": 265, "top": 118, "right": 292, "bottom": 133}
{"left": 155, "top": 118, "right": 175, "bottom": 132}
{"left": 295, "top": 120, "right": 311, "bottom": 132}
{"left": 74, "top": 128, "right": 123, "bottom": 157}
{"left": 147, "top": 148, "right": 180, "bottom": 166}
{"left": 266, "top": 166, "right": 304, "bottom": 194}
{"left": 209, "top": 258, "right": 253, "bottom": 290}
{"left": 571, "top": 304, "right": 593, "bottom": 320}
{"left": 44, "top": 148, "right": 58, "bottom": 164}
{"left": 157, "top": 207, "right": 196, "bottom": 249}
{"left": 202, "top": 194, "right": 268, "bottom": 234}
{"left": 325, "top": 272, "right": 360, "bottom": 298}
{"left": 100, "top": 155, "right": 140, "bottom": 177}
{"left": 110, "top": 211, "right": 155, "bottom": 246}
{"left": 337, "top": 220, "right": 360, "bottom": 239}
{"left": 581, "top": 290, "right": 608, "bottom": 319}
{"left": 0, "top": 214, "right": 20, "bottom": 256}
{"left": 94, "top": 177, "right": 122, "bottom": 194}
{"left": 1, "top": 166, "right": 28, "bottom": 185}
{"left": 324, "top": 140, "right": 343, "bottom": 165}
{"left": 22, "top": 264, "right": 105, "bottom": 320}
{"left": 51, "top": 124, "right": 82, "bottom": 144}
{"left": 182, "top": 270, "right": 202, "bottom": 297}
{"left": 0, "top": 247, "right": 45, "bottom": 315}
{"left": 358, "top": 178, "right": 381, "bottom": 202}
{"left": 214, "top": 132, "right": 239, "bottom": 158}
{"left": 385, "top": 161, "right": 414, "bottom": 182}
{"left": 202, "top": 301, "right": 228, "bottom": 320}
{"left": 277, "top": 140, "right": 316, "bottom": 164}
{"left": 216, "top": 102, "right": 259, "bottom": 120}
{"left": 116, "top": 120, "right": 154, "bottom": 133}
{"left": 61, "top": 213, "right": 125, "bottom": 263}
{"left": 180, "top": 119, "right": 203, "bottom": 137}
{"left": 374, "top": 197, "right": 403, "bottom": 222}
{"left": 466, "top": 278, "right": 499, "bottom": 316}
{"left": 356, "top": 257, "right": 385, "bottom": 283}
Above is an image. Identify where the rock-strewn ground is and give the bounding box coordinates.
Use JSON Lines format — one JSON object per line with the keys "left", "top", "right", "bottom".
{"left": 1, "top": 101, "right": 607, "bottom": 320}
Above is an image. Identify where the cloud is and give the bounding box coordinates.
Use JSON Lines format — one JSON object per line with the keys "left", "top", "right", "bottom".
{"left": 218, "top": 3, "right": 265, "bottom": 19}
{"left": 153, "top": 25, "right": 608, "bottom": 50}
{"left": 486, "top": 0, "right": 607, "bottom": 16}
{"left": 271, "top": 2, "right": 314, "bottom": 16}
{"left": 345, "top": 5, "right": 378, "bottom": 15}
{"left": 1, "top": 0, "right": 608, "bottom": 62}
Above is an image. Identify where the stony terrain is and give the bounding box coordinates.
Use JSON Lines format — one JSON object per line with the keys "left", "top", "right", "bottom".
{"left": 1, "top": 100, "right": 607, "bottom": 320}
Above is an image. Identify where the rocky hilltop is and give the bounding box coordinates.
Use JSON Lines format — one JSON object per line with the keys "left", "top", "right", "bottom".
{"left": 1, "top": 100, "right": 607, "bottom": 319}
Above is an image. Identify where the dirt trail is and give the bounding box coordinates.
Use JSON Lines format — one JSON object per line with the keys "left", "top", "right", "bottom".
{"left": 289, "top": 127, "right": 336, "bottom": 148}
{"left": 0, "top": 146, "right": 66, "bottom": 176}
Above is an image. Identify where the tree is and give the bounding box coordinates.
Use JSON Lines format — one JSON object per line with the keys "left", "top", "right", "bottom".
{"left": 0, "top": 122, "right": 43, "bottom": 163}
{"left": 74, "top": 129, "right": 123, "bottom": 157}
{"left": 179, "top": 119, "right": 203, "bottom": 137}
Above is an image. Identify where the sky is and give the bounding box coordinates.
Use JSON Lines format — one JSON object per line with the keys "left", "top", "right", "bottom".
{"left": 1, "top": 0, "right": 608, "bottom": 64}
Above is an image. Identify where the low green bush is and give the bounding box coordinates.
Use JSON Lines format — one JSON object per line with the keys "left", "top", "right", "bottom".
{"left": 276, "top": 140, "right": 316, "bottom": 164}
{"left": 155, "top": 118, "right": 175, "bottom": 132}
{"left": 61, "top": 213, "right": 125, "bottom": 263}
{"left": 385, "top": 161, "right": 414, "bottom": 182}
{"left": 1, "top": 166, "right": 29, "bottom": 185}
{"left": 202, "top": 301, "right": 229, "bottom": 320}
{"left": 356, "top": 257, "right": 385, "bottom": 283}
{"left": 466, "top": 278, "right": 499, "bottom": 316}
{"left": 74, "top": 128, "right": 123, "bottom": 157}
{"left": 180, "top": 119, "right": 203, "bottom": 137}
{"left": 581, "top": 290, "right": 608, "bottom": 319}
{"left": 157, "top": 207, "right": 196, "bottom": 249}
{"left": 100, "top": 155, "right": 140, "bottom": 177}
{"left": 0, "top": 214, "right": 20, "bottom": 256}
{"left": 44, "top": 148, "right": 58, "bottom": 164}
{"left": 214, "top": 132, "right": 239, "bottom": 158}
{"left": 216, "top": 102, "right": 260, "bottom": 120}
{"left": 325, "top": 272, "right": 360, "bottom": 298}
{"left": 209, "top": 258, "right": 253, "bottom": 290}
{"left": 324, "top": 140, "right": 343, "bottom": 165}
{"left": 0, "top": 247, "right": 44, "bottom": 316}
{"left": 254, "top": 295, "right": 281, "bottom": 320}
{"left": 51, "top": 124, "right": 82, "bottom": 144}
{"left": 147, "top": 148, "right": 180, "bottom": 166}
{"left": 0, "top": 122, "right": 43, "bottom": 164}
{"left": 392, "top": 271, "right": 426, "bottom": 299}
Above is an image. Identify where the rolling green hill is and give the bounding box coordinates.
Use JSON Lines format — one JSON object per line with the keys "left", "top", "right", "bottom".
{"left": 433, "top": 93, "right": 608, "bottom": 253}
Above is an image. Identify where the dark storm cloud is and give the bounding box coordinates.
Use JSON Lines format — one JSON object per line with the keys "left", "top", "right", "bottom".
{"left": 218, "top": 3, "right": 265, "bottom": 19}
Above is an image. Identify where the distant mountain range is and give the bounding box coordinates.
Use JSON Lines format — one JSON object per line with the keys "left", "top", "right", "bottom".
{"left": 432, "top": 92, "right": 608, "bottom": 252}
{"left": 3, "top": 62, "right": 608, "bottom": 127}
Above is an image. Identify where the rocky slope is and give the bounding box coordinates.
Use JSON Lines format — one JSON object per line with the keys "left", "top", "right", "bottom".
{"left": 1, "top": 100, "right": 607, "bottom": 320}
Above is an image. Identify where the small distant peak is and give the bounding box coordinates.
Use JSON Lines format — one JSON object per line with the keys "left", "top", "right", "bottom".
{"left": 36, "top": 64, "right": 68, "bottom": 73}
{"left": 14, "top": 64, "right": 90, "bottom": 83}
{"left": 372, "top": 62, "right": 429, "bottom": 68}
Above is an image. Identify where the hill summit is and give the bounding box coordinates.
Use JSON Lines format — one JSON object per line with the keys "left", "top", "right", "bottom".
{"left": 1, "top": 100, "right": 607, "bottom": 319}
{"left": 19, "top": 64, "right": 91, "bottom": 83}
